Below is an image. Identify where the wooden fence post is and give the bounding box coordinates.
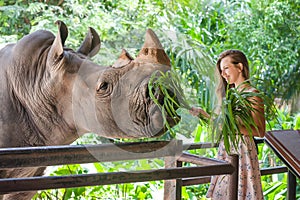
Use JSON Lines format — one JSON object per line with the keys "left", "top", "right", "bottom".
{"left": 163, "top": 140, "right": 182, "bottom": 200}
{"left": 287, "top": 171, "right": 296, "bottom": 200}
{"left": 164, "top": 158, "right": 182, "bottom": 200}
{"left": 228, "top": 154, "right": 238, "bottom": 200}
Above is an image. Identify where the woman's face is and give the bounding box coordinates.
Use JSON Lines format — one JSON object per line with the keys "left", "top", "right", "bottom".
{"left": 220, "top": 56, "right": 245, "bottom": 86}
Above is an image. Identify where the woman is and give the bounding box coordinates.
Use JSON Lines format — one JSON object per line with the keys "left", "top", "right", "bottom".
{"left": 190, "top": 50, "right": 265, "bottom": 199}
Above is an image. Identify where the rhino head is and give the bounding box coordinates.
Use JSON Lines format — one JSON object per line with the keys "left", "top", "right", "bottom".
{"left": 70, "top": 24, "right": 176, "bottom": 139}
{"left": 5, "top": 20, "right": 177, "bottom": 145}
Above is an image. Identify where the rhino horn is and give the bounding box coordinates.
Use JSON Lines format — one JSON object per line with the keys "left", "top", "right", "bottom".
{"left": 112, "top": 49, "right": 134, "bottom": 68}
{"left": 47, "top": 20, "right": 68, "bottom": 66}
{"left": 77, "top": 27, "right": 101, "bottom": 57}
{"left": 135, "top": 29, "right": 170, "bottom": 66}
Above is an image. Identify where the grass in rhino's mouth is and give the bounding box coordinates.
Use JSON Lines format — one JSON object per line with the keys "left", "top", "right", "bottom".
{"left": 148, "top": 70, "right": 191, "bottom": 136}
{"left": 148, "top": 70, "right": 211, "bottom": 136}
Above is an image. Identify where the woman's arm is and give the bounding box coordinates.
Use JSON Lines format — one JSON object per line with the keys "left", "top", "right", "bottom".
{"left": 189, "top": 107, "right": 210, "bottom": 119}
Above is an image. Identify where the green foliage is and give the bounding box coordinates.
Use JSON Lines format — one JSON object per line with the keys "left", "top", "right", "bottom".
{"left": 0, "top": 1, "right": 31, "bottom": 39}
{"left": 220, "top": 0, "right": 300, "bottom": 102}
{"left": 161, "top": 0, "right": 227, "bottom": 49}
{"left": 161, "top": 30, "right": 216, "bottom": 110}
{"left": 266, "top": 107, "right": 300, "bottom": 130}
{"left": 182, "top": 184, "right": 209, "bottom": 200}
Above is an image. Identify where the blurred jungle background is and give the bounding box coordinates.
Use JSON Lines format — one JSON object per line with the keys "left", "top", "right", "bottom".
{"left": 0, "top": 0, "right": 299, "bottom": 199}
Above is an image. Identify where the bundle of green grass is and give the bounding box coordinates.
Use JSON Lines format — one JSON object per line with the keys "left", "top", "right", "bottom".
{"left": 148, "top": 70, "right": 276, "bottom": 153}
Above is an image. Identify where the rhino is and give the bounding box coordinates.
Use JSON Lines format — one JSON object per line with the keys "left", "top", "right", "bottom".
{"left": 0, "top": 21, "right": 176, "bottom": 200}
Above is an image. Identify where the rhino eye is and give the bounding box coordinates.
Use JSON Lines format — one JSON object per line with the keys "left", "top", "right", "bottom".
{"left": 59, "top": 53, "right": 64, "bottom": 60}
{"left": 56, "top": 53, "right": 64, "bottom": 62}
{"left": 97, "top": 82, "right": 109, "bottom": 91}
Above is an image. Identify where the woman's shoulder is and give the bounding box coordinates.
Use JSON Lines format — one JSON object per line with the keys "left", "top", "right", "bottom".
{"left": 248, "top": 87, "right": 259, "bottom": 93}
{"left": 243, "top": 85, "right": 259, "bottom": 93}
{"left": 242, "top": 85, "right": 263, "bottom": 102}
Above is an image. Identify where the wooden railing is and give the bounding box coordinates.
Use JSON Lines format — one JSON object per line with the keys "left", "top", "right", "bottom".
{"left": 0, "top": 133, "right": 297, "bottom": 199}
{"left": 178, "top": 135, "right": 299, "bottom": 200}
{"left": 182, "top": 138, "right": 288, "bottom": 185}
{"left": 0, "top": 140, "right": 239, "bottom": 200}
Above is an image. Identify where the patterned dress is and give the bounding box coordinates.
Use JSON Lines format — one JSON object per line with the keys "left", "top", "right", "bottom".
{"left": 206, "top": 136, "right": 264, "bottom": 200}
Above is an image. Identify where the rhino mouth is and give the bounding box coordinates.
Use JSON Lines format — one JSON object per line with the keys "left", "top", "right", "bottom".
{"left": 150, "top": 86, "right": 180, "bottom": 126}
{"left": 130, "top": 82, "right": 180, "bottom": 137}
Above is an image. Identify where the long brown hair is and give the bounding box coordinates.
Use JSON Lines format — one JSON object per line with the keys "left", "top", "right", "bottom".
{"left": 215, "top": 50, "right": 250, "bottom": 104}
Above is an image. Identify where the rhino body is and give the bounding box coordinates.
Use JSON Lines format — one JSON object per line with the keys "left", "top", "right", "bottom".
{"left": 0, "top": 21, "right": 174, "bottom": 199}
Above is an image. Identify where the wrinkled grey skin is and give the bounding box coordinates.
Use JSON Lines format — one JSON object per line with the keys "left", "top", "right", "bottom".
{"left": 0, "top": 21, "right": 174, "bottom": 200}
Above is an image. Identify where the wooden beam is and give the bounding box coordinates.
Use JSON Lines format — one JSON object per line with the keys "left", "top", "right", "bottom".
{"left": 0, "top": 140, "right": 180, "bottom": 169}
{"left": 182, "top": 166, "right": 289, "bottom": 186}
{"left": 0, "top": 164, "right": 235, "bottom": 194}
{"left": 178, "top": 152, "right": 228, "bottom": 166}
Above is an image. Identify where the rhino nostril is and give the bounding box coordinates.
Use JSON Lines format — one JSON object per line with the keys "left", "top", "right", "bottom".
{"left": 145, "top": 84, "right": 154, "bottom": 100}
{"left": 145, "top": 86, "right": 150, "bottom": 99}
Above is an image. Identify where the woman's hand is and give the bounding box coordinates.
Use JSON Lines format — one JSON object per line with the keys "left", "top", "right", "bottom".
{"left": 189, "top": 107, "right": 210, "bottom": 119}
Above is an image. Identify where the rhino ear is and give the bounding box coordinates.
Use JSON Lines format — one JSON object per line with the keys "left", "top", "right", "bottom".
{"left": 48, "top": 20, "right": 68, "bottom": 65}
{"left": 135, "top": 29, "right": 170, "bottom": 66}
{"left": 77, "top": 27, "right": 101, "bottom": 57}
{"left": 112, "top": 49, "right": 133, "bottom": 68}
